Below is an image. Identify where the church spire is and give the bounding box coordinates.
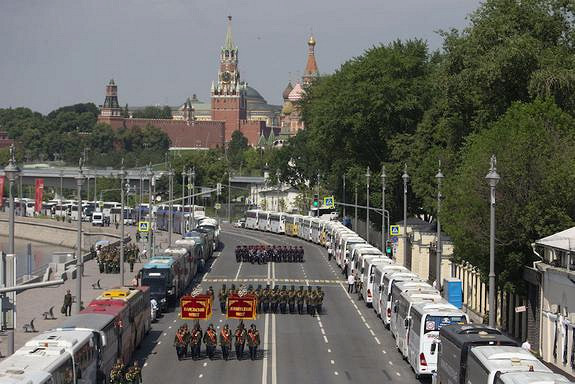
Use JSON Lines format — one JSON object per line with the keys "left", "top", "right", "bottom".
{"left": 224, "top": 15, "right": 234, "bottom": 51}
{"left": 303, "top": 35, "right": 319, "bottom": 85}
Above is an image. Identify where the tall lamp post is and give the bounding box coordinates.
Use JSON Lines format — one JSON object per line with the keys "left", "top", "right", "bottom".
{"left": 120, "top": 165, "right": 126, "bottom": 287}
{"left": 435, "top": 162, "right": 444, "bottom": 289}
{"left": 381, "top": 165, "right": 386, "bottom": 252}
{"left": 181, "top": 169, "right": 186, "bottom": 233}
{"left": 402, "top": 164, "right": 410, "bottom": 264}
{"left": 485, "top": 154, "right": 500, "bottom": 328}
{"left": 342, "top": 174, "right": 346, "bottom": 218}
{"left": 4, "top": 145, "right": 19, "bottom": 355}
{"left": 75, "top": 159, "right": 84, "bottom": 314}
{"left": 354, "top": 184, "right": 358, "bottom": 232}
{"left": 366, "top": 167, "right": 371, "bottom": 243}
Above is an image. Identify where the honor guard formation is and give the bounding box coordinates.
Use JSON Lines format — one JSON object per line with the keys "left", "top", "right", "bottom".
{"left": 217, "top": 284, "right": 324, "bottom": 316}
{"left": 174, "top": 320, "right": 260, "bottom": 361}
{"left": 235, "top": 245, "right": 304, "bottom": 264}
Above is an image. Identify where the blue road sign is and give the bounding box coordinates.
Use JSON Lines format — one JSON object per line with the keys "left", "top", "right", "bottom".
{"left": 390, "top": 225, "right": 401, "bottom": 236}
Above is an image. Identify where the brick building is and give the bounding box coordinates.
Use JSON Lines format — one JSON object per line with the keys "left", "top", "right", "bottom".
{"left": 97, "top": 16, "right": 279, "bottom": 149}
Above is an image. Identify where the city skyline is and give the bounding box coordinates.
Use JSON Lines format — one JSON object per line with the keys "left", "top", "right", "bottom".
{"left": 0, "top": 0, "right": 481, "bottom": 114}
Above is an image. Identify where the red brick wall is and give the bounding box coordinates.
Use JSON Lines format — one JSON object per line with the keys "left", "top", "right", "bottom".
{"left": 240, "top": 120, "right": 265, "bottom": 146}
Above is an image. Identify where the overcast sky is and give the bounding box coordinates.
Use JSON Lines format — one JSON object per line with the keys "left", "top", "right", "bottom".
{"left": 0, "top": 0, "right": 481, "bottom": 114}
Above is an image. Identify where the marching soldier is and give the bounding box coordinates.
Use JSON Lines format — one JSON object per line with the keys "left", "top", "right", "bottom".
{"left": 261, "top": 285, "right": 270, "bottom": 313}
{"left": 296, "top": 286, "right": 305, "bottom": 314}
{"left": 125, "top": 361, "right": 142, "bottom": 384}
{"left": 279, "top": 286, "right": 288, "bottom": 314}
{"left": 255, "top": 285, "right": 262, "bottom": 313}
{"left": 235, "top": 321, "right": 247, "bottom": 360}
{"left": 218, "top": 284, "right": 228, "bottom": 313}
{"left": 220, "top": 324, "right": 232, "bottom": 360}
{"left": 247, "top": 324, "right": 260, "bottom": 360}
{"left": 316, "top": 286, "right": 324, "bottom": 314}
{"left": 173, "top": 326, "right": 186, "bottom": 360}
{"left": 270, "top": 286, "right": 279, "bottom": 313}
{"left": 235, "top": 246, "right": 241, "bottom": 262}
{"left": 305, "top": 286, "right": 315, "bottom": 315}
{"left": 288, "top": 285, "right": 296, "bottom": 313}
{"left": 203, "top": 323, "right": 217, "bottom": 360}
{"left": 190, "top": 321, "right": 203, "bottom": 360}
{"left": 182, "top": 324, "right": 191, "bottom": 358}
{"left": 299, "top": 246, "right": 305, "bottom": 262}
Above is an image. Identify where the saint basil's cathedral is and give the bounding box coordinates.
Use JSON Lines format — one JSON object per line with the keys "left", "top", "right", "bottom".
{"left": 97, "top": 16, "right": 319, "bottom": 149}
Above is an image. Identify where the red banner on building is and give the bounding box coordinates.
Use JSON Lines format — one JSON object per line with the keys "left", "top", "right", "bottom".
{"left": 226, "top": 293, "right": 257, "bottom": 320}
{"left": 34, "top": 179, "right": 44, "bottom": 213}
{"left": 0, "top": 176, "right": 4, "bottom": 208}
{"left": 180, "top": 294, "right": 212, "bottom": 320}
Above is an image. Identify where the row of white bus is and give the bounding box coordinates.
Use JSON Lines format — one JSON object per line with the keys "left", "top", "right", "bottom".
{"left": 244, "top": 209, "right": 574, "bottom": 384}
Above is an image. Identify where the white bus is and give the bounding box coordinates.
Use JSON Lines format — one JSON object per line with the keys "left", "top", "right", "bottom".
{"left": 373, "top": 265, "right": 410, "bottom": 317}
{"left": 269, "top": 212, "right": 286, "bottom": 234}
{"left": 390, "top": 288, "right": 440, "bottom": 343}
{"left": 336, "top": 234, "right": 365, "bottom": 267}
{"left": 350, "top": 246, "right": 382, "bottom": 279}
{"left": 258, "top": 211, "right": 270, "bottom": 231}
{"left": 464, "top": 345, "right": 553, "bottom": 384}
{"left": 245, "top": 209, "right": 259, "bottom": 229}
{"left": 0, "top": 328, "right": 104, "bottom": 384}
{"left": 298, "top": 216, "right": 313, "bottom": 239}
{"left": 494, "top": 371, "right": 573, "bottom": 384}
{"left": 407, "top": 301, "right": 468, "bottom": 378}
{"left": 102, "top": 201, "right": 121, "bottom": 217}
{"left": 380, "top": 271, "right": 420, "bottom": 328}
{"left": 361, "top": 257, "right": 393, "bottom": 304}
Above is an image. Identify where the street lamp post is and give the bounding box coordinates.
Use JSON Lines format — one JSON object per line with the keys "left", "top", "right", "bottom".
{"left": 4, "top": 145, "right": 19, "bottom": 355}
{"left": 366, "top": 167, "right": 371, "bottom": 244}
{"left": 342, "top": 174, "right": 346, "bottom": 218}
{"left": 181, "top": 169, "right": 186, "bottom": 233}
{"left": 120, "top": 165, "right": 126, "bottom": 286}
{"left": 485, "top": 154, "right": 500, "bottom": 328}
{"left": 402, "top": 164, "right": 410, "bottom": 265}
{"left": 191, "top": 167, "right": 196, "bottom": 229}
{"left": 381, "top": 165, "right": 386, "bottom": 253}
{"left": 354, "top": 184, "right": 358, "bottom": 232}
{"left": 75, "top": 160, "right": 84, "bottom": 314}
{"left": 435, "top": 162, "right": 444, "bottom": 289}
{"left": 168, "top": 168, "right": 173, "bottom": 245}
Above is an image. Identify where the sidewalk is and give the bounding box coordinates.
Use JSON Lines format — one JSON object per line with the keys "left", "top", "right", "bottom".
{"left": 0, "top": 225, "right": 175, "bottom": 355}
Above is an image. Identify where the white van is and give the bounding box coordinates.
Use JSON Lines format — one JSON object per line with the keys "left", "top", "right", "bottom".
{"left": 407, "top": 302, "right": 468, "bottom": 378}
{"left": 381, "top": 272, "right": 420, "bottom": 328}
{"left": 464, "top": 346, "right": 553, "bottom": 384}
{"left": 91, "top": 212, "right": 104, "bottom": 226}
{"left": 361, "top": 258, "right": 393, "bottom": 304}
{"left": 373, "top": 265, "right": 410, "bottom": 317}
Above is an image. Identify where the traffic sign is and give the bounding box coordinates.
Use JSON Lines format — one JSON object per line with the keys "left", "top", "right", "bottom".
{"left": 390, "top": 225, "right": 401, "bottom": 236}
{"left": 138, "top": 221, "right": 150, "bottom": 232}
{"left": 323, "top": 196, "right": 335, "bottom": 208}
{"left": 214, "top": 203, "right": 222, "bottom": 210}
{"left": 391, "top": 235, "right": 399, "bottom": 243}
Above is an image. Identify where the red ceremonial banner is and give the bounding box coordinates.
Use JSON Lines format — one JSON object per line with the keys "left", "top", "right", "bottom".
{"left": 226, "top": 293, "right": 257, "bottom": 320}
{"left": 0, "top": 176, "right": 4, "bottom": 208}
{"left": 180, "top": 294, "right": 212, "bottom": 320}
{"left": 34, "top": 178, "right": 44, "bottom": 213}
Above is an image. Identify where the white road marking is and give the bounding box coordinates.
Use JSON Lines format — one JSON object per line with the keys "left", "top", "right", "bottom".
{"left": 396, "top": 372, "right": 401, "bottom": 376}
{"left": 168, "top": 326, "right": 172, "bottom": 329}
{"left": 327, "top": 348, "right": 331, "bottom": 353}
{"left": 374, "top": 337, "right": 381, "bottom": 344}
{"left": 382, "top": 350, "right": 387, "bottom": 354}
{"left": 163, "top": 333, "right": 167, "bottom": 336}
{"left": 173, "top": 320, "right": 177, "bottom": 323}
{"left": 158, "top": 341, "right": 161, "bottom": 345}
{"left": 235, "top": 261, "right": 243, "bottom": 280}
{"left": 365, "top": 322, "right": 371, "bottom": 329}
{"left": 323, "top": 335, "right": 329, "bottom": 343}
{"left": 330, "top": 360, "right": 335, "bottom": 365}
{"left": 203, "top": 362, "right": 207, "bottom": 367}
{"left": 334, "top": 371, "right": 339, "bottom": 376}
{"left": 199, "top": 374, "right": 203, "bottom": 378}
{"left": 144, "top": 363, "right": 148, "bottom": 367}
{"left": 321, "top": 328, "right": 326, "bottom": 335}
{"left": 388, "top": 361, "right": 393, "bottom": 366}
{"left": 369, "top": 329, "right": 375, "bottom": 336}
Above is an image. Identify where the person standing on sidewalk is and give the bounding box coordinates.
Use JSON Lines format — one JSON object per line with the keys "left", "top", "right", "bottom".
{"left": 63, "top": 289, "right": 73, "bottom": 316}
{"left": 347, "top": 273, "right": 355, "bottom": 293}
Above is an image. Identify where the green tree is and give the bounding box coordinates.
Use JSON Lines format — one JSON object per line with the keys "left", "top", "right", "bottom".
{"left": 228, "top": 131, "right": 248, "bottom": 168}
{"left": 442, "top": 99, "right": 575, "bottom": 291}
{"left": 132, "top": 106, "right": 173, "bottom": 119}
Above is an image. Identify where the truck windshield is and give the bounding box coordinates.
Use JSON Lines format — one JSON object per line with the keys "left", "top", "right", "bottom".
{"left": 141, "top": 271, "right": 169, "bottom": 294}
{"left": 424, "top": 315, "right": 466, "bottom": 333}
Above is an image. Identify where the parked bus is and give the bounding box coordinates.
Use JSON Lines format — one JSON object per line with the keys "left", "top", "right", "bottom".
{"left": 258, "top": 211, "right": 270, "bottom": 231}
{"left": 406, "top": 301, "right": 468, "bottom": 378}
{"left": 245, "top": 209, "right": 259, "bottom": 229}
{"left": 269, "top": 212, "right": 286, "bottom": 234}
{"left": 436, "top": 324, "right": 518, "bottom": 384}
{"left": 360, "top": 257, "right": 393, "bottom": 304}
{"left": 380, "top": 271, "right": 420, "bottom": 328}
{"left": 0, "top": 328, "right": 103, "bottom": 384}
{"left": 284, "top": 214, "right": 302, "bottom": 236}
{"left": 373, "top": 265, "right": 410, "bottom": 317}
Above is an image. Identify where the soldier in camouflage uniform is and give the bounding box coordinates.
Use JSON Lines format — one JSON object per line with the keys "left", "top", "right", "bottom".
{"left": 279, "top": 286, "right": 288, "bottom": 314}
{"left": 261, "top": 285, "right": 270, "bottom": 313}
{"left": 270, "top": 286, "right": 279, "bottom": 313}
{"left": 315, "top": 286, "right": 324, "bottom": 315}
{"left": 306, "top": 286, "right": 316, "bottom": 316}
{"left": 296, "top": 286, "right": 305, "bottom": 314}
{"left": 255, "top": 285, "right": 262, "bottom": 313}
{"left": 218, "top": 284, "right": 227, "bottom": 313}
{"left": 288, "top": 285, "right": 296, "bottom": 313}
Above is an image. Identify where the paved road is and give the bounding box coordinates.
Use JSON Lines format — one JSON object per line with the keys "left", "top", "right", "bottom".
{"left": 137, "top": 227, "right": 423, "bottom": 384}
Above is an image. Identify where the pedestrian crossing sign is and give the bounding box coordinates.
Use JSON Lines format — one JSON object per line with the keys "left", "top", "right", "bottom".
{"left": 138, "top": 221, "right": 150, "bottom": 232}
{"left": 323, "top": 196, "right": 335, "bottom": 209}
{"left": 390, "top": 225, "right": 401, "bottom": 236}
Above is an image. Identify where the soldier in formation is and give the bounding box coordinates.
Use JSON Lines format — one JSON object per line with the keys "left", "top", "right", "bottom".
{"left": 296, "top": 286, "right": 305, "bottom": 314}
{"left": 109, "top": 358, "right": 125, "bottom": 384}
{"left": 203, "top": 323, "right": 217, "bottom": 360}
{"left": 190, "top": 322, "right": 203, "bottom": 360}
{"left": 279, "top": 286, "right": 288, "bottom": 314}
{"left": 234, "top": 245, "right": 305, "bottom": 264}
{"left": 218, "top": 284, "right": 227, "bottom": 313}
{"left": 173, "top": 324, "right": 188, "bottom": 360}
{"left": 247, "top": 324, "right": 260, "bottom": 360}
{"left": 252, "top": 284, "right": 324, "bottom": 315}
{"left": 235, "top": 321, "right": 247, "bottom": 360}
{"left": 288, "top": 285, "right": 296, "bottom": 313}
{"left": 124, "top": 361, "right": 142, "bottom": 384}
{"left": 219, "top": 324, "right": 232, "bottom": 360}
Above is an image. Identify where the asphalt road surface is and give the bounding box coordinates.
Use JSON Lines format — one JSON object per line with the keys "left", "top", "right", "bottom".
{"left": 136, "top": 227, "right": 423, "bottom": 384}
